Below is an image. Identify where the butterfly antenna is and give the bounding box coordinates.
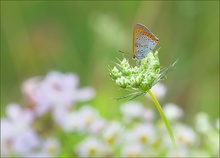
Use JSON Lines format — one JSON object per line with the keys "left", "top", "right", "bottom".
{"left": 118, "top": 50, "right": 131, "bottom": 55}
{"left": 119, "top": 50, "right": 124, "bottom": 54}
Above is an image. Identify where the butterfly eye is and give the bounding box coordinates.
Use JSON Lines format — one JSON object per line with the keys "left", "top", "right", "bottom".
{"left": 132, "top": 55, "right": 136, "bottom": 60}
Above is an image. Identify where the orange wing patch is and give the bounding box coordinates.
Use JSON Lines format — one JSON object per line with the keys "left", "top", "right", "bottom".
{"left": 134, "top": 27, "right": 144, "bottom": 38}
{"left": 142, "top": 32, "right": 158, "bottom": 42}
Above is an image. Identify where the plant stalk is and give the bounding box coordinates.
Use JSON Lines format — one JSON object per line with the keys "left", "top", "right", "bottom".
{"left": 148, "top": 89, "right": 177, "bottom": 148}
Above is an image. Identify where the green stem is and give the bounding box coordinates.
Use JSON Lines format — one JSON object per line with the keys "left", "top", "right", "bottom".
{"left": 148, "top": 89, "right": 177, "bottom": 148}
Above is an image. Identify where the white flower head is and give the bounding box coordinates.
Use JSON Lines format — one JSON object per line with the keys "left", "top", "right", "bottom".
{"left": 78, "top": 106, "right": 100, "bottom": 126}
{"left": 76, "top": 137, "right": 109, "bottom": 157}
{"left": 175, "top": 124, "right": 197, "bottom": 148}
{"left": 120, "top": 123, "right": 155, "bottom": 149}
{"left": 78, "top": 105, "right": 106, "bottom": 134}
{"left": 58, "top": 111, "right": 85, "bottom": 132}
{"left": 120, "top": 101, "right": 144, "bottom": 122}
{"left": 103, "top": 121, "right": 124, "bottom": 144}
{"left": 161, "top": 123, "right": 197, "bottom": 149}
{"left": 121, "top": 143, "right": 143, "bottom": 157}
{"left": 89, "top": 118, "right": 107, "bottom": 134}
{"left": 163, "top": 103, "right": 184, "bottom": 121}
{"left": 146, "top": 82, "right": 167, "bottom": 100}
{"left": 59, "top": 105, "right": 101, "bottom": 133}
{"left": 132, "top": 123, "right": 156, "bottom": 144}
{"left": 195, "top": 112, "right": 212, "bottom": 134}
{"left": 43, "top": 138, "right": 60, "bottom": 156}
{"left": 142, "top": 107, "right": 155, "bottom": 122}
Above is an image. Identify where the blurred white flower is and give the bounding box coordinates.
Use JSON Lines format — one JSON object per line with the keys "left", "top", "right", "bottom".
{"left": 1, "top": 120, "right": 14, "bottom": 156}
{"left": 195, "top": 112, "right": 212, "bottom": 134}
{"left": 103, "top": 121, "right": 124, "bottom": 144}
{"left": 161, "top": 123, "right": 197, "bottom": 150}
{"left": 11, "top": 131, "right": 40, "bottom": 155}
{"left": 1, "top": 104, "right": 40, "bottom": 157}
{"left": 2, "top": 71, "right": 220, "bottom": 157}
{"left": 75, "top": 105, "right": 104, "bottom": 134}
{"left": 120, "top": 101, "right": 144, "bottom": 122}
{"left": 146, "top": 82, "right": 167, "bottom": 100}
{"left": 175, "top": 124, "right": 197, "bottom": 148}
{"left": 42, "top": 138, "right": 60, "bottom": 156}
{"left": 121, "top": 129, "right": 136, "bottom": 144}
{"left": 132, "top": 123, "right": 155, "bottom": 144}
{"left": 22, "top": 71, "right": 95, "bottom": 116}
{"left": 121, "top": 144, "right": 143, "bottom": 157}
{"left": 122, "top": 123, "right": 155, "bottom": 147}
{"left": 142, "top": 107, "right": 155, "bottom": 122}
{"left": 6, "top": 103, "right": 35, "bottom": 126}
{"left": 59, "top": 110, "right": 85, "bottom": 132}
{"left": 23, "top": 138, "right": 60, "bottom": 157}
{"left": 23, "top": 151, "right": 50, "bottom": 157}
{"left": 58, "top": 105, "right": 105, "bottom": 134}
{"left": 76, "top": 137, "right": 109, "bottom": 157}
{"left": 163, "top": 103, "right": 184, "bottom": 121}
{"left": 21, "top": 77, "right": 41, "bottom": 102}
{"left": 52, "top": 106, "right": 71, "bottom": 127}
{"left": 89, "top": 118, "right": 107, "bottom": 134}
{"left": 78, "top": 106, "right": 101, "bottom": 126}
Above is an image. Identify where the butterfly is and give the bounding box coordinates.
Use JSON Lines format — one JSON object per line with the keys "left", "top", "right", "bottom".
{"left": 132, "top": 23, "right": 159, "bottom": 60}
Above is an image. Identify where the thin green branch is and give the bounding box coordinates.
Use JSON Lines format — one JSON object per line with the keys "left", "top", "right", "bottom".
{"left": 148, "top": 89, "right": 177, "bottom": 148}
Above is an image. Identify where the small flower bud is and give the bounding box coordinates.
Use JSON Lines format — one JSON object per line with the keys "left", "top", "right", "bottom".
{"left": 110, "top": 67, "right": 122, "bottom": 79}
{"left": 116, "top": 76, "right": 129, "bottom": 88}
{"left": 120, "top": 58, "right": 130, "bottom": 68}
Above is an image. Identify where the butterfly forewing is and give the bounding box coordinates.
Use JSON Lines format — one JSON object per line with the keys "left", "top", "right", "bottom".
{"left": 133, "top": 23, "right": 159, "bottom": 60}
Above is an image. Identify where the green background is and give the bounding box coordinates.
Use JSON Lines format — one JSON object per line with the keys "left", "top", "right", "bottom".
{"left": 1, "top": 1, "right": 219, "bottom": 121}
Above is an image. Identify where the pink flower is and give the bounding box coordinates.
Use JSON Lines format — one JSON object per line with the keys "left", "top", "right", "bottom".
{"left": 22, "top": 71, "right": 96, "bottom": 116}
{"left": 1, "top": 104, "right": 40, "bottom": 157}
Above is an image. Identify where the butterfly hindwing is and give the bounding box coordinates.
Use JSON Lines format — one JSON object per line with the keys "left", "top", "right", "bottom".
{"left": 133, "top": 23, "right": 159, "bottom": 60}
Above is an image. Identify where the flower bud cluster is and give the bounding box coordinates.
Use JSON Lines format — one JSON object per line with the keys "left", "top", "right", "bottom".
{"left": 109, "top": 51, "right": 160, "bottom": 91}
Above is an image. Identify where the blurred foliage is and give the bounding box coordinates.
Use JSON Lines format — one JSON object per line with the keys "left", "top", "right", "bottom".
{"left": 1, "top": 1, "right": 219, "bottom": 120}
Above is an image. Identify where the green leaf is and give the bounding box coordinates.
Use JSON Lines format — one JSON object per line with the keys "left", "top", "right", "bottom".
{"left": 153, "top": 59, "right": 179, "bottom": 86}
{"left": 115, "top": 91, "right": 146, "bottom": 101}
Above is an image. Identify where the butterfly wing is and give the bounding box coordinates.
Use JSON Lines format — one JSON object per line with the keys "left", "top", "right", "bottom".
{"left": 133, "top": 23, "right": 159, "bottom": 60}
